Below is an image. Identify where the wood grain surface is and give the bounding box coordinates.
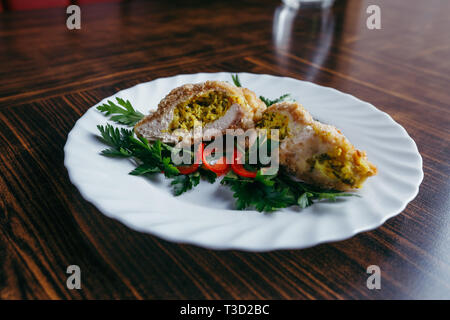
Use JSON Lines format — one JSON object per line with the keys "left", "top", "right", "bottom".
{"left": 0, "top": 0, "right": 449, "bottom": 299}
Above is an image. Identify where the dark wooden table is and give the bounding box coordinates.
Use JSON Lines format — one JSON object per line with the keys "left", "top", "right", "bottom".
{"left": 0, "top": 0, "right": 449, "bottom": 299}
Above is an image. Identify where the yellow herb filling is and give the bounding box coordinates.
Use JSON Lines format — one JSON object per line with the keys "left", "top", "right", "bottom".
{"left": 256, "top": 111, "right": 290, "bottom": 140}
{"left": 308, "top": 147, "right": 373, "bottom": 188}
{"left": 169, "top": 91, "right": 239, "bottom": 132}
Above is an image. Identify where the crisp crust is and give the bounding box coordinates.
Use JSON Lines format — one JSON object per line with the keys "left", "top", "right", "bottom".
{"left": 241, "top": 87, "right": 267, "bottom": 122}
{"left": 134, "top": 80, "right": 266, "bottom": 142}
{"left": 135, "top": 80, "right": 264, "bottom": 130}
{"left": 266, "top": 101, "right": 377, "bottom": 191}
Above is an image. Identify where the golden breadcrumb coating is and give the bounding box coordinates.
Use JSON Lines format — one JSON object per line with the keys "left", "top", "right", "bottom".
{"left": 258, "top": 101, "right": 377, "bottom": 191}
{"left": 134, "top": 80, "right": 266, "bottom": 143}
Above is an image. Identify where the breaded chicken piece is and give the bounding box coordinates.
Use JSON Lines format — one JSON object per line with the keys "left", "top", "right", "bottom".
{"left": 135, "top": 81, "right": 266, "bottom": 144}
{"left": 256, "top": 102, "right": 377, "bottom": 191}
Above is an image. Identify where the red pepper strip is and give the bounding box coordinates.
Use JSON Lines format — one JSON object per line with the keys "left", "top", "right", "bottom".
{"left": 202, "top": 145, "right": 230, "bottom": 176}
{"left": 231, "top": 149, "right": 257, "bottom": 178}
{"left": 176, "top": 143, "right": 204, "bottom": 175}
{"left": 176, "top": 163, "right": 199, "bottom": 175}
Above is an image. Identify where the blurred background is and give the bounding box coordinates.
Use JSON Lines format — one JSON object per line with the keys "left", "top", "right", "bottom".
{"left": 1, "top": 0, "right": 448, "bottom": 103}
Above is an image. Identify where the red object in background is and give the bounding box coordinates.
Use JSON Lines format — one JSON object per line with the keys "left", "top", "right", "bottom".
{"left": 77, "top": 0, "right": 122, "bottom": 3}
{"left": 5, "top": 0, "right": 69, "bottom": 10}
{"left": 4, "top": 0, "right": 122, "bottom": 11}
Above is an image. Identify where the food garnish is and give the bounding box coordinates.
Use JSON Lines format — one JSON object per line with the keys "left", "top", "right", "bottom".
{"left": 96, "top": 75, "right": 361, "bottom": 212}
{"left": 97, "top": 97, "right": 144, "bottom": 126}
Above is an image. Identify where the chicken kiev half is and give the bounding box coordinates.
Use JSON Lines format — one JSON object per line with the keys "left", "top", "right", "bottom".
{"left": 134, "top": 81, "right": 266, "bottom": 143}
{"left": 256, "top": 101, "right": 377, "bottom": 191}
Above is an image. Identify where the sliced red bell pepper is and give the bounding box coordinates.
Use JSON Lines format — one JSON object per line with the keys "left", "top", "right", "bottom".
{"left": 176, "top": 163, "right": 199, "bottom": 175}
{"left": 176, "top": 143, "right": 204, "bottom": 175}
{"left": 231, "top": 149, "right": 257, "bottom": 178}
{"left": 202, "top": 145, "right": 230, "bottom": 176}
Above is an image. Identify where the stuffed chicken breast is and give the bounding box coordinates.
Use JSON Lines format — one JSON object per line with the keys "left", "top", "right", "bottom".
{"left": 134, "top": 81, "right": 266, "bottom": 144}
{"left": 256, "top": 101, "right": 377, "bottom": 191}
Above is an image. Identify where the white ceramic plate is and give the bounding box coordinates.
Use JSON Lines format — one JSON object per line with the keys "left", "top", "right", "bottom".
{"left": 64, "top": 72, "right": 423, "bottom": 251}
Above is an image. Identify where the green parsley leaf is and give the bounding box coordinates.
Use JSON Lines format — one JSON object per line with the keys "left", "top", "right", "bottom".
{"left": 97, "top": 124, "right": 179, "bottom": 177}
{"left": 198, "top": 167, "right": 218, "bottom": 183}
{"left": 259, "top": 93, "right": 293, "bottom": 107}
{"left": 255, "top": 170, "right": 277, "bottom": 187}
{"left": 97, "top": 98, "right": 145, "bottom": 126}
{"left": 129, "top": 164, "right": 161, "bottom": 176}
{"left": 97, "top": 124, "right": 133, "bottom": 157}
{"left": 221, "top": 172, "right": 295, "bottom": 212}
{"left": 171, "top": 173, "right": 201, "bottom": 196}
{"left": 317, "top": 192, "right": 356, "bottom": 201}
{"left": 275, "top": 169, "right": 359, "bottom": 208}
{"left": 297, "top": 192, "right": 314, "bottom": 208}
{"left": 162, "top": 157, "right": 180, "bottom": 178}
{"left": 231, "top": 74, "right": 242, "bottom": 87}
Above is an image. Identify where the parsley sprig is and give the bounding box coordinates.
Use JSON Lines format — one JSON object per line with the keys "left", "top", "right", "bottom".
{"left": 97, "top": 124, "right": 179, "bottom": 178}
{"left": 221, "top": 171, "right": 294, "bottom": 212}
{"left": 97, "top": 97, "right": 145, "bottom": 126}
{"left": 221, "top": 168, "right": 357, "bottom": 212}
{"left": 171, "top": 173, "right": 201, "bottom": 196}
{"left": 275, "top": 168, "right": 357, "bottom": 208}
{"left": 97, "top": 124, "right": 216, "bottom": 195}
{"left": 231, "top": 74, "right": 242, "bottom": 87}
{"left": 259, "top": 93, "right": 293, "bottom": 107}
